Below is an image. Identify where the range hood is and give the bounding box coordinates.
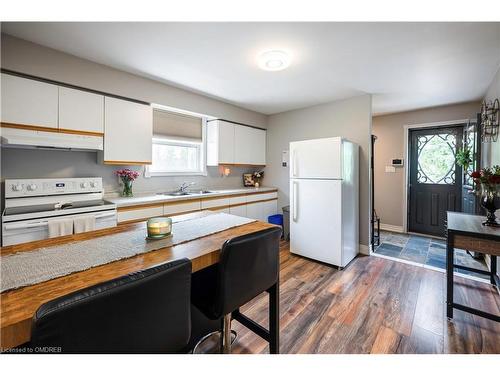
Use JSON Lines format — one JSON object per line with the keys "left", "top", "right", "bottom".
{"left": 1, "top": 127, "right": 103, "bottom": 151}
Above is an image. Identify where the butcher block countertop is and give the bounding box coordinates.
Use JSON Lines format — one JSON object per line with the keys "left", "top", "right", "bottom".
{"left": 106, "top": 186, "right": 278, "bottom": 208}
{"left": 0, "top": 211, "right": 275, "bottom": 349}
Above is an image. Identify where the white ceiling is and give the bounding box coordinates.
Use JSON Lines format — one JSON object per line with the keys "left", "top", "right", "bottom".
{"left": 2, "top": 22, "right": 500, "bottom": 115}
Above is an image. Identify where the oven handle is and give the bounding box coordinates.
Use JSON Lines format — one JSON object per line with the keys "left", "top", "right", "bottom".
{"left": 4, "top": 211, "right": 116, "bottom": 230}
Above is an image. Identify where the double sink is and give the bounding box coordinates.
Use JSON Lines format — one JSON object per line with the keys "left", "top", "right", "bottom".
{"left": 157, "top": 190, "right": 217, "bottom": 197}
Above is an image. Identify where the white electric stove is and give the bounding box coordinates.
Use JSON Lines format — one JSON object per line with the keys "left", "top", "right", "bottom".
{"left": 2, "top": 177, "right": 117, "bottom": 246}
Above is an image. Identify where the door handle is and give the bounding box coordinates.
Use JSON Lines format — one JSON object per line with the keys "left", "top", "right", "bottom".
{"left": 292, "top": 150, "right": 298, "bottom": 177}
{"left": 292, "top": 181, "right": 298, "bottom": 222}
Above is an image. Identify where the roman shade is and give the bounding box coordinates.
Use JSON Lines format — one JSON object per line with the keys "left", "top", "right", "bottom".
{"left": 153, "top": 109, "right": 203, "bottom": 141}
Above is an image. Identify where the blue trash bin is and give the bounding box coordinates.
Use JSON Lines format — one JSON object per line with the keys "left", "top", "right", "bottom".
{"left": 268, "top": 214, "right": 284, "bottom": 238}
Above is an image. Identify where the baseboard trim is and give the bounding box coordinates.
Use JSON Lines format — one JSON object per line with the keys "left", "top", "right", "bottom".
{"left": 359, "top": 243, "right": 370, "bottom": 256}
{"left": 380, "top": 223, "right": 405, "bottom": 233}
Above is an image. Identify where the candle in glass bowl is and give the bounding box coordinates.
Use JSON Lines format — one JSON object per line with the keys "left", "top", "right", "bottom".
{"left": 147, "top": 217, "right": 172, "bottom": 239}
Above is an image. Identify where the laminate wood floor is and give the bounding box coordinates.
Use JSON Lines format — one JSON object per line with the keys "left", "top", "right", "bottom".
{"left": 231, "top": 241, "right": 500, "bottom": 354}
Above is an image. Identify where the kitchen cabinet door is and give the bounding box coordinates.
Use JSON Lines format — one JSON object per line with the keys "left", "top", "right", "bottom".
{"left": 117, "top": 205, "right": 163, "bottom": 223}
{"left": 1, "top": 73, "right": 58, "bottom": 129}
{"left": 104, "top": 97, "right": 152, "bottom": 165}
{"left": 207, "top": 120, "right": 235, "bottom": 166}
{"left": 59, "top": 87, "right": 104, "bottom": 134}
{"left": 234, "top": 125, "right": 266, "bottom": 165}
{"left": 245, "top": 202, "right": 260, "bottom": 220}
{"left": 218, "top": 120, "right": 235, "bottom": 164}
{"left": 229, "top": 204, "right": 247, "bottom": 218}
{"left": 210, "top": 207, "right": 230, "bottom": 214}
{"left": 262, "top": 200, "right": 278, "bottom": 221}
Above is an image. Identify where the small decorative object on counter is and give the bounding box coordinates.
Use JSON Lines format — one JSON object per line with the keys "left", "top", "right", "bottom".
{"left": 253, "top": 170, "right": 264, "bottom": 188}
{"left": 243, "top": 173, "right": 255, "bottom": 187}
{"left": 146, "top": 217, "right": 172, "bottom": 239}
{"left": 115, "top": 168, "right": 140, "bottom": 197}
{"left": 470, "top": 165, "right": 500, "bottom": 226}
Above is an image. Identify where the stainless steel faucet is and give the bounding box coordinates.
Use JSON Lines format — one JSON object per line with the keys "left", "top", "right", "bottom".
{"left": 179, "top": 182, "right": 196, "bottom": 193}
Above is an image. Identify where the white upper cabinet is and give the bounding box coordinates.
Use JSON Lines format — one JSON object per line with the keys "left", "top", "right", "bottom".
{"left": 207, "top": 119, "right": 266, "bottom": 166}
{"left": 234, "top": 125, "right": 266, "bottom": 165}
{"left": 59, "top": 87, "right": 104, "bottom": 134}
{"left": 207, "top": 120, "right": 235, "bottom": 165}
{"left": 1, "top": 73, "right": 58, "bottom": 129}
{"left": 218, "top": 121, "right": 236, "bottom": 164}
{"left": 103, "top": 97, "right": 152, "bottom": 165}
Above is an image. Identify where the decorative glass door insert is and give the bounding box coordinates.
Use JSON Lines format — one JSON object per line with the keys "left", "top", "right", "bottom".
{"left": 416, "top": 132, "right": 457, "bottom": 185}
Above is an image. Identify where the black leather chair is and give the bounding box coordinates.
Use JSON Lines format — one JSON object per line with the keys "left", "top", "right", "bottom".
{"left": 191, "top": 226, "right": 282, "bottom": 354}
{"left": 30, "top": 258, "right": 192, "bottom": 353}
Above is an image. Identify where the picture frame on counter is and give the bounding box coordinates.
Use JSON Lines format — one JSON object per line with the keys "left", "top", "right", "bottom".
{"left": 243, "top": 173, "right": 256, "bottom": 187}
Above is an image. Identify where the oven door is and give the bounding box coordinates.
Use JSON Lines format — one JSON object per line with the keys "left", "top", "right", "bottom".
{"left": 2, "top": 210, "right": 117, "bottom": 246}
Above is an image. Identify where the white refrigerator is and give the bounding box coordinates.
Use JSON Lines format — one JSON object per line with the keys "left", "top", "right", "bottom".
{"left": 289, "top": 137, "right": 359, "bottom": 268}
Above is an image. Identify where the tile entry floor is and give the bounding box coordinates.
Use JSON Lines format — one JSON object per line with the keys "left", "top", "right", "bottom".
{"left": 374, "top": 231, "right": 489, "bottom": 280}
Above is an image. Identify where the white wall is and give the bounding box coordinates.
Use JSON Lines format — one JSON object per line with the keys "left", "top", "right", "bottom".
{"left": 265, "top": 95, "right": 372, "bottom": 246}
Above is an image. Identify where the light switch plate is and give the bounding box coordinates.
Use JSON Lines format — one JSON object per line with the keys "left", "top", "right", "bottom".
{"left": 385, "top": 166, "right": 396, "bottom": 173}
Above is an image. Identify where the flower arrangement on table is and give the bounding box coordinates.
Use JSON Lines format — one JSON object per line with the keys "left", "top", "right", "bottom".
{"left": 470, "top": 165, "right": 500, "bottom": 226}
{"left": 252, "top": 170, "right": 264, "bottom": 188}
{"left": 115, "top": 169, "right": 140, "bottom": 197}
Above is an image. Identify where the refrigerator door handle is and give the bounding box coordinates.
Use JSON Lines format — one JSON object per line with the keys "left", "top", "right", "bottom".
{"left": 292, "top": 181, "right": 298, "bottom": 222}
{"left": 292, "top": 150, "right": 298, "bottom": 177}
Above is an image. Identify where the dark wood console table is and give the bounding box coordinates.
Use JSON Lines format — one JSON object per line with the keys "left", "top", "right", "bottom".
{"left": 446, "top": 212, "right": 500, "bottom": 322}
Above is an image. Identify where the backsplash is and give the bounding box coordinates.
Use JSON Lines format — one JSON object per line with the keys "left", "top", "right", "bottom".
{"left": 1, "top": 148, "right": 260, "bottom": 197}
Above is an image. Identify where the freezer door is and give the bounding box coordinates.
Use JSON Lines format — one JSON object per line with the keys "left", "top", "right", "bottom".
{"left": 290, "top": 179, "right": 342, "bottom": 266}
{"left": 289, "top": 137, "right": 342, "bottom": 179}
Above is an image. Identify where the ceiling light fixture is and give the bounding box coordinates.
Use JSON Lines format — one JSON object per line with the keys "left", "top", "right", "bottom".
{"left": 257, "top": 50, "right": 291, "bottom": 71}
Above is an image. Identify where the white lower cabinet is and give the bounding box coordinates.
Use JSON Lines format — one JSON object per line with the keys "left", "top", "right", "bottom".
{"left": 229, "top": 204, "right": 247, "bottom": 217}
{"left": 201, "top": 197, "right": 230, "bottom": 210}
{"left": 116, "top": 192, "right": 278, "bottom": 223}
{"left": 262, "top": 200, "right": 278, "bottom": 221}
{"left": 245, "top": 202, "right": 260, "bottom": 220}
{"left": 164, "top": 200, "right": 201, "bottom": 216}
{"left": 245, "top": 200, "right": 278, "bottom": 222}
{"left": 210, "top": 207, "right": 230, "bottom": 214}
{"left": 117, "top": 205, "right": 163, "bottom": 223}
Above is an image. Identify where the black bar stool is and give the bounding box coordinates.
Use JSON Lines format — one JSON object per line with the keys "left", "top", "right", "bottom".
{"left": 30, "top": 258, "right": 192, "bottom": 353}
{"left": 191, "top": 226, "right": 282, "bottom": 354}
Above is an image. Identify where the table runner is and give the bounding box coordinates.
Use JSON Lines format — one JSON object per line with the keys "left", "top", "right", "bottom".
{"left": 1, "top": 212, "right": 255, "bottom": 292}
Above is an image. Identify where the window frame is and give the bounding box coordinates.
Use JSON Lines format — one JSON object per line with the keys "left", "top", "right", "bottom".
{"left": 145, "top": 117, "right": 207, "bottom": 178}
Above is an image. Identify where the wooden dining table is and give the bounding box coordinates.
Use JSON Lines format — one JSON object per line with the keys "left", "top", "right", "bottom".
{"left": 0, "top": 212, "right": 276, "bottom": 351}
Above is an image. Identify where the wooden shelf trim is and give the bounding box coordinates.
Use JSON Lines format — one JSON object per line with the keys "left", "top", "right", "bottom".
{"left": 1, "top": 122, "right": 104, "bottom": 137}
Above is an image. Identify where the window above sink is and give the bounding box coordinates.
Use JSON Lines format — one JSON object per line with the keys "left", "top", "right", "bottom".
{"left": 145, "top": 106, "right": 209, "bottom": 177}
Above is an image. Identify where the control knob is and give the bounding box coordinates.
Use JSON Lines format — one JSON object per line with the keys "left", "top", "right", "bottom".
{"left": 80, "top": 182, "right": 90, "bottom": 189}
{"left": 27, "top": 184, "right": 38, "bottom": 191}
{"left": 12, "top": 184, "right": 23, "bottom": 192}
{"left": 90, "top": 181, "right": 98, "bottom": 188}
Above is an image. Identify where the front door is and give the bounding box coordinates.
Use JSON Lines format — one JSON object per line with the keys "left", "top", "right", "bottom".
{"left": 408, "top": 126, "right": 463, "bottom": 237}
